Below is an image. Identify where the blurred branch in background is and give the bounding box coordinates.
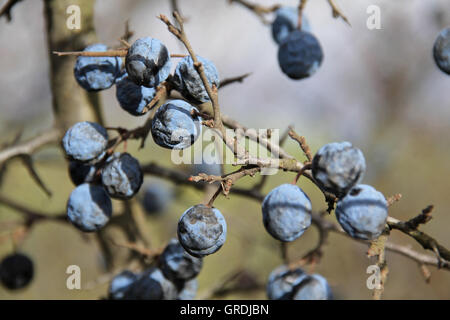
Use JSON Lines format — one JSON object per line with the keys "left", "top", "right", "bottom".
{"left": 228, "top": 0, "right": 280, "bottom": 24}
{"left": 0, "top": 0, "right": 22, "bottom": 21}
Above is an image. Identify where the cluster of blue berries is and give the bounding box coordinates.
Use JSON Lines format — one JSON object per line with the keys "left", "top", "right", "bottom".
{"left": 108, "top": 238, "right": 202, "bottom": 300}
{"left": 262, "top": 141, "right": 388, "bottom": 298}
{"left": 62, "top": 121, "right": 143, "bottom": 232}
{"left": 262, "top": 141, "right": 387, "bottom": 245}
{"left": 74, "top": 37, "right": 218, "bottom": 150}
{"left": 68, "top": 37, "right": 222, "bottom": 234}
{"left": 0, "top": 253, "right": 34, "bottom": 291}
{"left": 271, "top": 6, "right": 323, "bottom": 80}
{"left": 69, "top": 25, "right": 391, "bottom": 301}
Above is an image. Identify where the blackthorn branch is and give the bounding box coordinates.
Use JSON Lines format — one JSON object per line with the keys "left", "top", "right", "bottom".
{"left": 0, "top": 0, "right": 449, "bottom": 301}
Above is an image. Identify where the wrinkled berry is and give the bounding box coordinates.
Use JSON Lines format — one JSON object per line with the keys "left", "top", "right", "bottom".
{"left": 151, "top": 100, "right": 202, "bottom": 150}
{"left": 67, "top": 183, "right": 112, "bottom": 232}
{"left": 62, "top": 121, "right": 108, "bottom": 163}
{"left": 173, "top": 55, "right": 219, "bottom": 103}
{"left": 101, "top": 152, "right": 143, "bottom": 200}
{"left": 312, "top": 141, "right": 366, "bottom": 197}
{"left": 125, "top": 37, "right": 171, "bottom": 87}
{"left": 160, "top": 238, "right": 203, "bottom": 281}
{"left": 177, "top": 204, "right": 227, "bottom": 257}
{"left": 335, "top": 184, "right": 388, "bottom": 240}
{"left": 74, "top": 43, "right": 122, "bottom": 91}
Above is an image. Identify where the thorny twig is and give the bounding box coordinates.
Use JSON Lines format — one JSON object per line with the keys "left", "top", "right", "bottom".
{"left": 198, "top": 268, "right": 262, "bottom": 299}
{"left": 227, "top": 0, "right": 280, "bottom": 24}
{"left": 219, "top": 73, "right": 252, "bottom": 89}
{"left": 327, "top": 0, "right": 351, "bottom": 26}
{"left": 0, "top": 127, "right": 61, "bottom": 165}
{"left": 0, "top": 0, "right": 22, "bottom": 21}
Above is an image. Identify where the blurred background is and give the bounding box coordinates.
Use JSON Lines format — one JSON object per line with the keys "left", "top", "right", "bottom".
{"left": 0, "top": 0, "right": 449, "bottom": 299}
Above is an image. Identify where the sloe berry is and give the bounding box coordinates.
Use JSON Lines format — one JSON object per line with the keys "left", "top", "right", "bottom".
{"left": 335, "top": 184, "right": 388, "bottom": 240}
{"left": 262, "top": 184, "right": 312, "bottom": 242}
{"left": 278, "top": 30, "right": 323, "bottom": 80}
{"left": 74, "top": 43, "right": 122, "bottom": 91}
{"left": 68, "top": 161, "right": 97, "bottom": 186}
{"left": 293, "top": 274, "right": 332, "bottom": 300}
{"left": 67, "top": 183, "right": 112, "bottom": 232}
{"left": 151, "top": 100, "right": 202, "bottom": 150}
{"left": 177, "top": 279, "right": 198, "bottom": 300}
{"left": 177, "top": 204, "right": 227, "bottom": 258}
{"left": 127, "top": 267, "right": 178, "bottom": 300}
{"left": 272, "top": 7, "right": 311, "bottom": 45}
{"left": 173, "top": 55, "right": 219, "bottom": 103}
{"left": 62, "top": 121, "right": 108, "bottom": 163}
{"left": 125, "top": 37, "right": 171, "bottom": 87}
{"left": 101, "top": 152, "right": 143, "bottom": 200}
{"left": 433, "top": 27, "right": 450, "bottom": 75}
{"left": 108, "top": 270, "right": 138, "bottom": 300}
{"left": 160, "top": 238, "right": 203, "bottom": 281}
{"left": 115, "top": 71, "right": 157, "bottom": 116}
{"left": 266, "top": 264, "right": 306, "bottom": 300}
{"left": 312, "top": 141, "right": 366, "bottom": 197}
{"left": 140, "top": 181, "right": 172, "bottom": 215}
{"left": 0, "top": 253, "right": 34, "bottom": 290}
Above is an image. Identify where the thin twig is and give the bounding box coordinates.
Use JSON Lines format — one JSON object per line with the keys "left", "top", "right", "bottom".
{"left": 219, "top": 73, "right": 251, "bottom": 89}
{"left": 228, "top": 0, "right": 280, "bottom": 24}
{"left": 0, "top": 0, "right": 22, "bottom": 21}
{"left": 0, "top": 127, "right": 61, "bottom": 165}
{"left": 327, "top": 0, "right": 351, "bottom": 26}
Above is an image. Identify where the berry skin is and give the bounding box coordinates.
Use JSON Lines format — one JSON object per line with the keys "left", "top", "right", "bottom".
{"left": 293, "top": 274, "right": 332, "bottom": 300}
{"left": 68, "top": 161, "right": 97, "bottom": 186}
{"left": 266, "top": 265, "right": 306, "bottom": 300}
{"left": 160, "top": 238, "right": 203, "bottom": 281}
{"left": 0, "top": 253, "right": 34, "bottom": 290}
{"left": 74, "top": 43, "right": 122, "bottom": 91}
{"left": 173, "top": 55, "right": 220, "bottom": 103}
{"left": 151, "top": 100, "right": 202, "bottom": 150}
{"left": 125, "top": 37, "right": 171, "bottom": 87}
{"left": 67, "top": 183, "right": 112, "bottom": 232}
{"left": 62, "top": 121, "right": 108, "bottom": 163}
{"left": 101, "top": 152, "right": 143, "bottom": 200}
{"left": 312, "top": 141, "right": 366, "bottom": 197}
{"left": 272, "top": 7, "right": 311, "bottom": 45}
{"left": 335, "top": 184, "right": 388, "bottom": 240}
{"left": 177, "top": 204, "right": 227, "bottom": 258}
{"left": 433, "top": 27, "right": 450, "bottom": 75}
{"left": 278, "top": 30, "right": 323, "bottom": 80}
{"left": 262, "top": 184, "right": 312, "bottom": 242}
{"left": 177, "top": 279, "right": 198, "bottom": 300}
{"left": 108, "top": 270, "right": 138, "bottom": 300}
{"left": 141, "top": 182, "right": 172, "bottom": 215}
{"left": 127, "top": 268, "right": 178, "bottom": 300}
{"left": 115, "top": 72, "right": 156, "bottom": 116}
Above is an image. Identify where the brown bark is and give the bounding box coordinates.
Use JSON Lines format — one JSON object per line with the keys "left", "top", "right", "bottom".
{"left": 44, "top": 0, "right": 104, "bottom": 129}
